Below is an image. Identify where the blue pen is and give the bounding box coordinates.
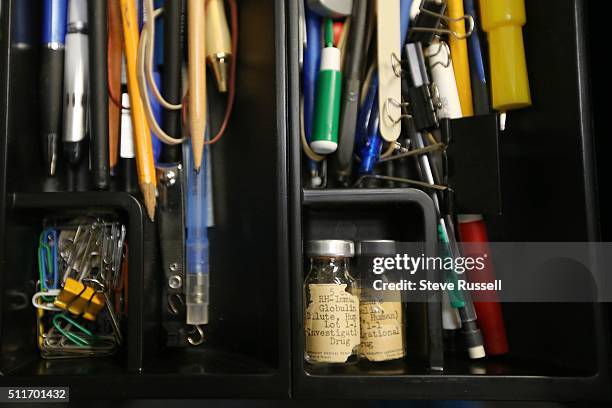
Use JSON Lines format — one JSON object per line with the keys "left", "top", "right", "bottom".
{"left": 150, "top": 71, "right": 163, "bottom": 164}
{"left": 303, "top": 6, "right": 322, "bottom": 179}
{"left": 355, "top": 71, "right": 378, "bottom": 151}
{"left": 183, "top": 137, "right": 210, "bottom": 326}
{"left": 464, "top": 0, "right": 490, "bottom": 115}
{"left": 400, "top": 0, "right": 413, "bottom": 45}
{"left": 358, "top": 95, "right": 384, "bottom": 175}
{"left": 354, "top": 0, "right": 410, "bottom": 177}
{"left": 40, "top": 0, "right": 68, "bottom": 175}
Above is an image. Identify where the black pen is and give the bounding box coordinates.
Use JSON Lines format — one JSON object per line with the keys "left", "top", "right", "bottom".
{"left": 335, "top": 0, "right": 367, "bottom": 183}
{"left": 160, "top": 0, "right": 183, "bottom": 163}
{"left": 88, "top": 0, "right": 110, "bottom": 189}
{"left": 41, "top": 0, "right": 67, "bottom": 176}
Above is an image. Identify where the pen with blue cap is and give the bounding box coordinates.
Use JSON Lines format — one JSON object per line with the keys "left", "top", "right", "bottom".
{"left": 464, "top": 0, "right": 490, "bottom": 115}
{"left": 41, "top": 0, "right": 67, "bottom": 176}
{"left": 303, "top": 6, "right": 322, "bottom": 182}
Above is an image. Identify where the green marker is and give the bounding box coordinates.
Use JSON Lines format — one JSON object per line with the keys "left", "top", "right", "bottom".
{"left": 310, "top": 18, "right": 342, "bottom": 155}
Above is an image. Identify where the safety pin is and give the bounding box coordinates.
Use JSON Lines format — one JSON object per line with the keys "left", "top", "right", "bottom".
{"left": 354, "top": 174, "right": 450, "bottom": 191}
{"left": 385, "top": 98, "right": 411, "bottom": 125}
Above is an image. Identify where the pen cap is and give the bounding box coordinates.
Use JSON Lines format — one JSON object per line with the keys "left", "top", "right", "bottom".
{"left": 43, "top": 0, "right": 68, "bottom": 45}
{"left": 311, "top": 47, "right": 342, "bottom": 154}
{"left": 68, "top": 0, "right": 88, "bottom": 27}
{"left": 479, "top": 0, "right": 531, "bottom": 110}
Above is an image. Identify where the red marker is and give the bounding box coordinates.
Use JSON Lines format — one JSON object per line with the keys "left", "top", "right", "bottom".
{"left": 458, "top": 215, "right": 509, "bottom": 356}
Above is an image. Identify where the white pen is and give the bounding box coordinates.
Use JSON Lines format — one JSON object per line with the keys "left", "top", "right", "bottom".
{"left": 63, "top": 0, "right": 89, "bottom": 165}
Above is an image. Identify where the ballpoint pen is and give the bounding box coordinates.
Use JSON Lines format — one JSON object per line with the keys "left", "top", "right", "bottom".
{"left": 464, "top": 0, "right": 490, "bottom": 115}
{"left": 120, "top": 92, "right": 139, "bottom": 194}
{"left": 149, "top": 70, "right": 163, "bottom": 164}
{"left": 357, "top": 94, "right": 383, "bottom": 175}
{"left": 407, "top": 124, "right": 486, "bottom": 359}
{"left": 206, "top": 0, "right": 232, "bottom": 93}
{"left": 303, "top": 6, "right": 322, "bottom": 184}
{"left": 183, "top": 138, "right": 210, "bottom": 329}
{"left": 120, "top": 0, "right": 157, "bottom": 220}
{"left": 108, "top": 0, "right": 123, "bottom": 173}
{"left": 41, "top": 0, "right": 67, "bottom": 176}
{"left": 447, "top": 0, "right": 473, "bottom": 117}
{"left": 89, "top": 0, "right": 111, "bottom": 189}
{"left": 335, "top": 0, "right": 367, "bottom": 182}
{"left": 188, "top": 0, "right": 207, "bottom": 172}
{"left": 63, "top": 0, "right": 88, "bottom": 166}
{"left": 160, "top": 0, "right": 183, "bottom": 164}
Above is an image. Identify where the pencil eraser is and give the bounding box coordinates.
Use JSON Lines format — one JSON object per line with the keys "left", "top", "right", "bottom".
{"left": 468, "top": 345, "right": 486, "bottom": 359}
{"left": 311, "top": 140, "right": 338, "bottom": 155}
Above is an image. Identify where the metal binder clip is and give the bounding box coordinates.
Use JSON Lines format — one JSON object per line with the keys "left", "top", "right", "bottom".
{"left": 427, "top": 40, "right": 452, "bottom": 69}
{"left": 385, "top": 98, "right": 411, "bottom": 125}
{"left": 391, "top": 52, "right": 403, "bottom": 77}
{"left": 409, "top": 0, "right": 474, "bottom": 45}
{"left": 156, "top": 163, "right": 188, "bottom": 346}
{"left": 403, "top": 42, "right": 439, "bottom": 131}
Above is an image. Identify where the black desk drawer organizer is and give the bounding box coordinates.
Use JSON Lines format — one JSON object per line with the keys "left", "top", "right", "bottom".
{"left": 287, "top": 0, "right": 610, "bottom": 401}
{"left": 0, "top": 0, "right": 290, "bottom": 399}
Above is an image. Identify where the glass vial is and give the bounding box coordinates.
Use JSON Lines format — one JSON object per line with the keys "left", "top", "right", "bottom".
{"left": 357, "top": 240, "right": 406, "bottom": 362}
{"left": 303, "top": 240, "right": 360, "bottom": 365}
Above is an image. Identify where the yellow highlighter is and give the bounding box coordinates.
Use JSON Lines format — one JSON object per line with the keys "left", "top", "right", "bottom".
{"left": 479, "top": 0, "right": 531, "bottom": 111}
{"left": 447, "top": 0, "right": 473, "bottom": 117}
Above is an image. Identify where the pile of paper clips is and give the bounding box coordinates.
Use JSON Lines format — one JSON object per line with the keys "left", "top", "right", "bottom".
{"left": 32, "top": 217, "right": 127, "bottom": 359}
